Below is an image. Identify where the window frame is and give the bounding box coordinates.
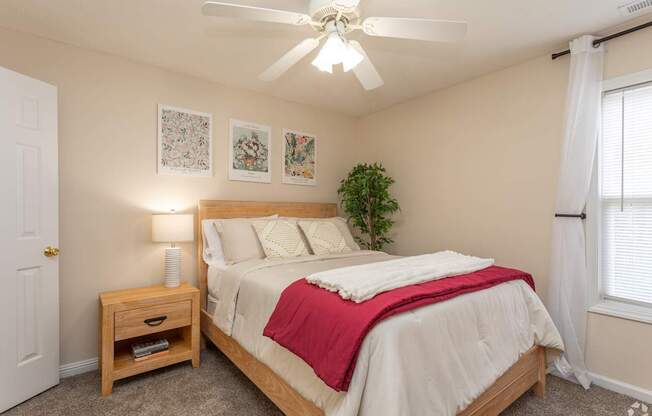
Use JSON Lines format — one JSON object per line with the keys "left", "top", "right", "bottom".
{"left": 587, "top": 68, "right": 652, "bottom": 324}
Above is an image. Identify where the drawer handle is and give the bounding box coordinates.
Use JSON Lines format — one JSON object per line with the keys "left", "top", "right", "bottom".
{"left": 144, "top": 316, "right": 167, "bottom": 326}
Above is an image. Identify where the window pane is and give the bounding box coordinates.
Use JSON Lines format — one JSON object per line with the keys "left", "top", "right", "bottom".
{"left": 624, "top": 85, "right": 652, "bottom": 198}
{"left": 602, "top": 199, "right": 652, "bottom": 304}
{"left": 601, "top": 83, "right": 652, "bottom": 306}
{"left": 601, "top": 91, "right": 623, "bottom": 199}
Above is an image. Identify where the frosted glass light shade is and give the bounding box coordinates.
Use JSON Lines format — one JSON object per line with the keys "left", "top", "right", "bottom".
{"left": 152, "top": 214, "right": 194, "bottom": 243}
{"left": 312, "top": 54, "right": 334, "bottom": 73}
{"left": 311, "top": 32, "right": 363, "bottom": 74}
{"left": 321, "top": 33, "right": 345, "bottom": 62}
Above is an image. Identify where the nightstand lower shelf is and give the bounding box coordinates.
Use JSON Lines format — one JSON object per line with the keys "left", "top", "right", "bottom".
{"left": 113, "top": 335, "right": 193, "bottom": 381}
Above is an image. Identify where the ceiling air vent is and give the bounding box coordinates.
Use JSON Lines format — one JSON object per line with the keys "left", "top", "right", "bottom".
{"left": 619, "top": 0, "right": 652, "bottom": 17}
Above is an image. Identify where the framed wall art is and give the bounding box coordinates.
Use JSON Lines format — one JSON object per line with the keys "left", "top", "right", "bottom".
{"left": 229, "top": 119, "right": 272, "bottom": 183}
{"left": 282, "top": 129, "right": 316, "bottom": 186}
{"left": 158, "top": 104, "right": 212, "bottom": 176}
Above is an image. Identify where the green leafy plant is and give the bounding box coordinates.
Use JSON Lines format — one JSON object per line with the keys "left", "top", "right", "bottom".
{"left": 338, "top": 163, "right": 400, "bottom": 251}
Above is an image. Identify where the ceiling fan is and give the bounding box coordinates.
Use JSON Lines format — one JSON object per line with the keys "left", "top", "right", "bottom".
{"left": 202, "top": 0, "right": 467, "bottom": 90}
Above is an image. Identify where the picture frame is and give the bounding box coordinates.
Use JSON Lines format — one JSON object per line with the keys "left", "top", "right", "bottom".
{"left": 282, "top": 129, "right": 317, "bottom": 186}
{"left": 157, "top": 104, "right": 212, "bottom": 177}
{"left": 229, "top": 119, "right": 272, "bottom": 183}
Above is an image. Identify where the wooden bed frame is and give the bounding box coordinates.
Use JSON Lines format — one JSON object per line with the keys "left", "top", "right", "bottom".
{"left": 197, "top": 200, "right": 547, "bottom": 416}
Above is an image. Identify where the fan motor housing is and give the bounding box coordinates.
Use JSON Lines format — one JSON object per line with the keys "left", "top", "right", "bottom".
{"left": 309, "top": 0, "right": 360, "bottom": 28}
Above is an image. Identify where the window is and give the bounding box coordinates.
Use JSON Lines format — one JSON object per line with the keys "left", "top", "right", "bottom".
{"left": 598, "top": 79, "right": 652, "bottom": 308}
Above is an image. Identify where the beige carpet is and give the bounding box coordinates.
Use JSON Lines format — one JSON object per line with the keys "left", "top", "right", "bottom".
{"left": 3, "top": 347, "right": 643, "bottom": 416}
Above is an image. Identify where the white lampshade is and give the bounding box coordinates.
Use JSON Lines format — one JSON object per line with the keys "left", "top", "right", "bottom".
{"left": 152, "top": 214, "right": 194, "bottom": 243}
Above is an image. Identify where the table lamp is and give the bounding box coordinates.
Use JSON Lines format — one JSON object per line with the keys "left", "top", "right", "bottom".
{"left": 152, "top": 212, "right": 194, "bottom": 288}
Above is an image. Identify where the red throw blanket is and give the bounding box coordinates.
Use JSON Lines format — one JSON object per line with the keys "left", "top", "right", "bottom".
{"left": 263, "top": 265, "right": 535, "bottom": 392}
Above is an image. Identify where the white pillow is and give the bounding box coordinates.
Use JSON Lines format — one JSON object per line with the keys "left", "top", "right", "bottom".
{"left": 251, "top": 219, "right": 310, "bottom": 259}
{"left": 202, "top": 219, "right": 226, "bottom": 267}
{"left": 202, "top": 215, "right": 277, "bottom": 266}
{"left": 215, "top": 219, "right": 265, "bottom": 264}
{"left": 298, "top": 220, "right": 352, "bottom": 255}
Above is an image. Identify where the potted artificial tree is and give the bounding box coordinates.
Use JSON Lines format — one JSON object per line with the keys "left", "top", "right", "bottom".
{"left": 338, "top": 163, "right": 400, "bottom": 251}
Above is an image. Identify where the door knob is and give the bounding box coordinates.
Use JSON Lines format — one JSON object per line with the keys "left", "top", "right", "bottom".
{"left": 44, "top": 246, "right": 60, "bottom": 257}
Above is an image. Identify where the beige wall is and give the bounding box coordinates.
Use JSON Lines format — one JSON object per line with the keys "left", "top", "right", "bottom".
{"left": 0, "top": 27, "right": 359, "bottom": 365}
{"left": 356, "top": 29, "right": 652, "bottom": 390}
{"left": 2, "top": 21, "right": 652, "bottom": 391}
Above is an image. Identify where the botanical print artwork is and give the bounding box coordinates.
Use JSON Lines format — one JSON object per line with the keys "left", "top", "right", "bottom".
{"left": 283, "top": 129, "right": 316, "bottom": 186}
{"left": 229, "top": 119, "right": 271, "bottom": 183}
{"left": 158, "top": 105, "right": 212, "bottom": 176}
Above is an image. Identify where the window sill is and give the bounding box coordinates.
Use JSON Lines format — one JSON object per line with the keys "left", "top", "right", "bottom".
{"left": 589, "top": 300, "right": 652, "bottom": 325}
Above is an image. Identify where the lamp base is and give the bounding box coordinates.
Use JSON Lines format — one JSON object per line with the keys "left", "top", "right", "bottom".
{"left": 164, "top": 247, "right": 181, "bottom": 288}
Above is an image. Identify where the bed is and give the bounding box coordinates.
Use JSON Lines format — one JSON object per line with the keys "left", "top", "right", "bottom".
{"left": 197, "top": 200, "right": 562, "bottom": 416}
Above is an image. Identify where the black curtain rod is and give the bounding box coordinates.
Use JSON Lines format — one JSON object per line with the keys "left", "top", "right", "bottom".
{"left": 555, "top": 213, "right": 587, "bottom": 220}
{"left": 551, "top": 20, "right": 652, "bottom": 60}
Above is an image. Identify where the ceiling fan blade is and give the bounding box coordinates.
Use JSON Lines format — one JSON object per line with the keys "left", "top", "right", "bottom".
{"left": 362, "top": 17, "right": 467, "bottom": 42}
{"left": 349, "top": 41, "right": 384, "bottom": 91}
{"left": 202, "top": 1, "right": 311, "bottom": 26}
{"left": 259, "top": 38, "right": 321, "bottom": 82}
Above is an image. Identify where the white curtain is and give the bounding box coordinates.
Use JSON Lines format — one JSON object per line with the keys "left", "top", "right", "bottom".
{"left": 548, "top": 35, "right": 604, "bottom": 389}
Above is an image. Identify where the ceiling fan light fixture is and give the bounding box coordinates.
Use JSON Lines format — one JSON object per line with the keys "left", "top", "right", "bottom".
{"left": 315, "top": 32, "right": 345, "bottom": 61}
{"left": 311, "top": 31, "right": 363, "bottom": 74}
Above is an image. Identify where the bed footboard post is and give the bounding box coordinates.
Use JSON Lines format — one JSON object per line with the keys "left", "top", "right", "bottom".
{"left": 533, "top": 347, "right": 546, "bottom": 397}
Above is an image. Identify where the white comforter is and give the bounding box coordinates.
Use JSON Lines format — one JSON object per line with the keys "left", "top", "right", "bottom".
{"left": 307, "top": 251, "right": 495, "bottom": 302}
{"left": 208, "top": 251, "right": 563, "bottom": 416}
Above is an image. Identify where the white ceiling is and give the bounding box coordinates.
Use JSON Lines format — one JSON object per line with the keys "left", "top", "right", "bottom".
{"left": 0, "top": 0, "right": 641, "bottom": 116}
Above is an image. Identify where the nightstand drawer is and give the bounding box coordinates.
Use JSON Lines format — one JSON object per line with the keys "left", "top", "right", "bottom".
{"left": 114, "top": 301, "right": 191, "bottom": 341}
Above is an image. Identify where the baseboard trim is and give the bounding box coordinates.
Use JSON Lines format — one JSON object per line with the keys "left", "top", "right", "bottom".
{"left": 589, "top": 372, "right": 652, "bottom": 403}
{"left": 549, "top": 367, "right": 651, "bottom": 403}
{"left": 59, "top": 357, "right": 98, "bottom": 378}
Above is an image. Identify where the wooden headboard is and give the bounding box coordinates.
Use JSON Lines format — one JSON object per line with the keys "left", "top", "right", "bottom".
{"left": 196, "top": 200, "right": 337, "bottom": 310}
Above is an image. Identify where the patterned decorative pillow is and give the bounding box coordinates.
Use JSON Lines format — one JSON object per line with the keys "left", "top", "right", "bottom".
{"left": 298, "top": 220, "right": 352, "bottom": 256}
{"left": 252, "top": 220, "right": 310, "bottom": 259}
{"left": 280, "top": 217, "right": 360, "bottom": 251}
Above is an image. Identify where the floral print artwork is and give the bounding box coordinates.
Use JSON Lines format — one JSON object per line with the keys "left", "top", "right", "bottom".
{"left": 233, "top": 127, "right": 269, "bottom": 172}
{"left": 229, "top": 120, "right": 271, "bottom": 183}
{"left": 158, "top": 105, "right": 212, "bottom": 176}
{"left": 283, "top": 129, "right": 316, "bottom": 186}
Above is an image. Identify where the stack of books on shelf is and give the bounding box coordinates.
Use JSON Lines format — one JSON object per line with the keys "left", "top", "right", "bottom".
{"left": 131, "top": 339, "right": 169, "bottom": 362}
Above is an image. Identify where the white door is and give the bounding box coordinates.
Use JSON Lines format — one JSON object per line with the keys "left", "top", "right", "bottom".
{"left": 0, "top": 67, "right": 59, "bottom": 412}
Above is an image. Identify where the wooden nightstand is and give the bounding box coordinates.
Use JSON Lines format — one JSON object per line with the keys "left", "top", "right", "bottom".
{"left": 98, "top": 283, "right": 200, "bottom": 396}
